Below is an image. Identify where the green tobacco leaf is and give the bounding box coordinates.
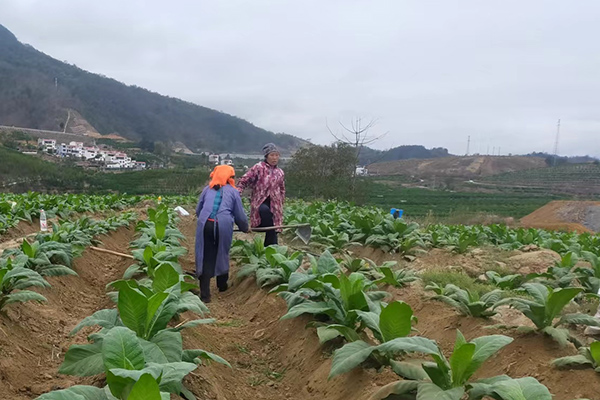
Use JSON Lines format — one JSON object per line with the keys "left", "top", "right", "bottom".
{"left": 118, "top": 286, "right": 148, "bottom": 337}
{"left": 552, "top": 354, "right": 591, "bottom": 368}
{"left": 329, "top": 340, "right": 374, "bottom": 379}
{"left": 3, "top": 290, "right": 47, "bottom": 307}
{"left": 149, "top": 330, "right": 182, "bottom": 362}
{"left": 70, "top": 309, "right": 120, "bottom": 336}
{"left": 182, "top": 349, "right": 231, "bottom": 367}
{"left": 546, "top": 287, "right": 582, "bottom": 321}
{"left": 145, "top": 292, "right": 170, "bottom": 336}
{"left": 317, "top": 251, "right": 340, "bottom": 275}
{"left": 449, "top": 343, "right": 476, "bottom": 386}
{"left": 281, "top": 302, "right": 335, "bottom": 320}
{"left": 490, "top": 377, "right": 552, "bottom": 400}
{"left": 59, "top": 341, "right": 104, "bottom": 377}
{"left": 369, "top": 380, "right": 420, "bottom": 400}
{"left": 556, "top": 313, "right": 600, "bottom": 328}
{"left": 36, "top": 385, "right": 108, "bottom": 400}
{"left": 102, "top": 327, "right": 145, "bottom": 371}
{"left": 126, "top": 373, "right": 162, "bottom": 400}
{"left": 152, "top": 264, "right": 180, "bottom": 293}
{"left": 317, "top": 325, "right": 360, "bottom": 344}
{"left": 389, "top": 360, "right": 429, "bottom": 380}
{"left": 590, "top": 342, "right": 600, "bottom": 365}
{"left": 379, "top": 301, "right": 413, "bottom": 342}
{"left": 542, "top": 326, "right": 570, "bottom": 347}
{"left": 465, "top": 335, "right": 513, "bottom": 380}
{"left": 416, "top": 383, "right": 464, "bottom": 400}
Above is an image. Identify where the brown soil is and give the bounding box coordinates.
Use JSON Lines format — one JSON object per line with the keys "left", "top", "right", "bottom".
{"left": 368, "top": 156, "right": 546, "bottom": 178}
{"left": 0, "top": 225, "right": 136, "bottom": 399}
{"left": 0, "top": 220, "right": 41, "bottom": 245}
{"left": 521, "top": 200, "right": 600, "bottom": 233}
{"left": 2, "top": 215, "right": 599, "bottom": 399}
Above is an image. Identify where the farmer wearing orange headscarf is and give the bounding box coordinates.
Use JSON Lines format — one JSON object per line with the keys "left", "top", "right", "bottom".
{"left": 195, "top": 165, "right": 248, "bottom": 303}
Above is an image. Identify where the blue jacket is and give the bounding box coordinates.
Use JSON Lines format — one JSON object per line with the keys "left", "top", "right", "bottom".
{"left": 195, "top": 184, "right": 248, "bottom": 277}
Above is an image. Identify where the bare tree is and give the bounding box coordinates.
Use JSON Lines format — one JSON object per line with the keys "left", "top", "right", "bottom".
{"left": 327, "top": 117, "right": 388, "bottom": 195}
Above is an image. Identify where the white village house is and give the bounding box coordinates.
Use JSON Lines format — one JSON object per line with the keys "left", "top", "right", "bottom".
{"left": 38, "top": 139, "right": 144, "bottom": 169}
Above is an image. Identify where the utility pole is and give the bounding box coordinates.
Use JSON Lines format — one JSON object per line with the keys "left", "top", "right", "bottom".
{"left": 466, "top": 135, "right": 471, "bottom": 156}
{"left": 553, "top": 119, "right": 561, "bottom": 167}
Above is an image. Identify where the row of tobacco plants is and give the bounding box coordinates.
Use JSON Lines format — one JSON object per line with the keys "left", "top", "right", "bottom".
{"left": 285, "top": 200, "right": 600, "bottom": 257}
{"left": 38, "top": 204, "right": 225, "bottom": 400}
{"left": 1, "top": 212, "right": 136, "bottom": 311}
{"left": 229, "top": 200, "right": 600, "bottom": 400}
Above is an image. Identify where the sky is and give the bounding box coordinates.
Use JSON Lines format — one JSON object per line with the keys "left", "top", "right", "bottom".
{"left": 2, "top": 0, "right": 600, "bottom": 157}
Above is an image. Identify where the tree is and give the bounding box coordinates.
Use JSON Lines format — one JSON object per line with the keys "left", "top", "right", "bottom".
{"left": 327, "top": 117, "right": 387, "bottom": 194}
{"left": 285, "top": 143, "right": 361, "bottom": 201}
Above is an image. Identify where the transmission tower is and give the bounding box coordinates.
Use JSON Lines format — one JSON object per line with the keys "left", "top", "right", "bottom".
{"left": 553, "top": 119, "right": 560, "bottom": 166}
{"left": 466, "top": 135, "right": 471, "bottom": 156}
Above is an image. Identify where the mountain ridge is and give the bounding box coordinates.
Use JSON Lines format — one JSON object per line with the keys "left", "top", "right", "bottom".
{"left": 0, "top": 24, "right": 306, "bottom": 154}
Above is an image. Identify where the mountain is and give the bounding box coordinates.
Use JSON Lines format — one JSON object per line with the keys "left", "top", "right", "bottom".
{"left": 359, "top": 145, "right": 450, "bottom": 165}
{"left": 0, "top": 24, "right": 306, "bottom": 154}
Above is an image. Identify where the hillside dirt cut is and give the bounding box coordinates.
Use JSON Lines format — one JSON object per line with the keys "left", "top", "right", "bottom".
{"left": 368, "top": 156, "right": 546, "bottom": 178}
{"left": 521, "top": 200, "right": 600, "bottom": 233}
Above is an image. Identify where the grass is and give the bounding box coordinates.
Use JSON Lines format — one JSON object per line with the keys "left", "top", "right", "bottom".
{"left": 216, "top": 319, "right": 245, "bottom": 328}
{"left": 421, "top": 269, "right": 492, "bottom": 295}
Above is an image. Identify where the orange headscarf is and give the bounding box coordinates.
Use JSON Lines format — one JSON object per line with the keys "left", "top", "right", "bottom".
{"left": 209, "top": 165, "right": 236, "bottom": 189}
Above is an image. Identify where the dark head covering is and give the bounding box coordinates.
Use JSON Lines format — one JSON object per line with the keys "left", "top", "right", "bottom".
{"left": 262, "top": 143, "right": 279, "bottom": 157}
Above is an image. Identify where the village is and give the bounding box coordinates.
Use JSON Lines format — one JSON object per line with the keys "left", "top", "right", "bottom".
{"left": 36, "top": 138, "right": 146, "bottom": 170}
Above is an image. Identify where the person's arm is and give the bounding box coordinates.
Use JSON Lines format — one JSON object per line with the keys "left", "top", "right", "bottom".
{"left": 279, "top": 171, "right": 286, "bottom": 203}
{"left": 237, "top": 164, "right": 260, "bottom": 194}
{"left": 232, "top": 191, "right": 249, "bottom": 232}
{"left": 195, "top": 187, "right": 208, "bottom": 217}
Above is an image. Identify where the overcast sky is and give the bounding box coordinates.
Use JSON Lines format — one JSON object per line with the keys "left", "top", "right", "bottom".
{"left": 2, "top": 1, "right": 600, "bottom": 156}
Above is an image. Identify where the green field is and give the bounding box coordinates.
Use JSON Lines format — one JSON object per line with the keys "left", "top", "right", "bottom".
{"left": 364, "top": 182, "right": 564, "bottom": 220}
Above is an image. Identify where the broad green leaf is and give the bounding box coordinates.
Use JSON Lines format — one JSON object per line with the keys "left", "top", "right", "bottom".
{"left": 556, "top": 313, "right": 600, "bottom": 328}
{"left": 552, "top": 354, "right": 592, "bottom": 368}
{"left": 379, "top": 301, "right": 413, "bottom": 342}
{"left": 317, "top": 325, "right": 360, "bottom": 344}
{"left": 542, "top": 326, "right": 570, "bottom": 347}
{"left": 59, "top": 341, "right": 104, "bottom": 377}
{"left": 127, "top": 373, "right": 162, "bottom": 400}
{"left": 70, "top": 309, "right": 120, "bottom": 336}
{"left": 36, "top": 386, "right": 107, "bottom": 400}
{"left": 3, "top": 290, "right": 47, "bottom": 307}
{"left": 368, "top": 380, "right": 420, "bottom": 400}
{"left": 317, "top": 251, "right": 340, "bottom": 275}
{"left": 328, "top": 340, "right": 374, "bottom": 379}
{"left": 376, "top": 336, "right": 441, "bottom": 357}
{"left": 149, "top": 330, "right": 183, "bottom": 362}
{"left": 465, "top": 335, "right": 513, "bottom": 380}
{"left": 118, "top": 286, "right": 148, "bottom": 337}
{"left": 389, "top": 360, "right": 429, "bottom": 380}
{"left": 546, "top": 287, "right": 582, "bottom": 321}
{"left": 182, "top": 349, "right": 231, "bottom": 367}
{"left": 490, "top": 377, "right": 552, "bottom": 400}
{"left": 416, "top": 383, "right": 464, "bottom": 400}
{"left": 280, "top": 302, "right": 335, "bottom": 320}
{"left": 356, "top": 310, "right": 382, "bottom": 340}
{"left": 102, "top": 327, "right": 145, "bottom": 371}
{"left": 145, "top": 292, "right": 170, "bottom": 336}
{"left": 152, "top": 264, "right": 180, "bottom": 293}
{"left": 450, "top": 342, "right": 475, "bottom": 386}
{"left": 139, "top": 339, "right": 169, "bottom": 364}
{"left": 590, "top": 341, "right": 600, "bottom": 365}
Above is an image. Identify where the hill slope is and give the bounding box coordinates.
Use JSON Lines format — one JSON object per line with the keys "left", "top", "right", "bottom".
{"left": 369, "top": 156, "right": 547, "bottom": 178}
{"left": 0, "top": 25, "right": 305, "bottom": 153}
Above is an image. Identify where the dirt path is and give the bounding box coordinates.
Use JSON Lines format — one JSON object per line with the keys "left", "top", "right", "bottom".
{"left": 0, "top": 225, "right": 136, "bottom": 399}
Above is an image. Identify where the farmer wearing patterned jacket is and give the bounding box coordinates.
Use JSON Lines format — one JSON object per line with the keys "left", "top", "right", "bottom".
{"left": 237, "top": 143, "right": 286, "bottom": 246}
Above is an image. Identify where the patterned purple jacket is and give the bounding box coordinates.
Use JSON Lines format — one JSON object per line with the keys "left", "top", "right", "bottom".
{"left": 237, "top": 161, "right": 285, "bottom": 229}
